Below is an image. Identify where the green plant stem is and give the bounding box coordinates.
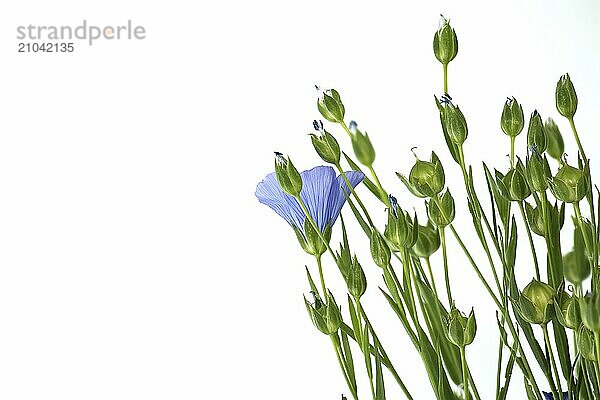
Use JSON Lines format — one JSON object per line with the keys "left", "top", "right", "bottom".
{"left": 594, "top": 332, "right": 600, "bottom": 393}
{"left": 460, "top": 346, "right": 469, "bottom": 400}
{"left": 518, "top": 201, "right": 541, "bottom": 280}
{"left": 439, "top": 227, "right": 453, "bottom": 306}
{"left": 510, "top": 136, "right": 515, "bottom": 169}
{"left": 315, "top": 254, "right": 327, "bottom": 299}
{"left": 358, "top": 310, "right": 414, "bottom": 399}
{"left": 449, "top": 224, "right": 543, "bottom": 400}
{"left": 569, "top": 117, "right": 587, "bottom": 163}
{"left": 368, "top": 164, "right": 389, "bottom": 206}
{"left": 331, "top": 334, "right": 358, "bottom": 400}
{"left": 542, "top": 324, "right": 563, "bottom": 399}
{"left": 334, "top": 163, "right": 376, "bottom": 228}
{"left": 443, "top": 63, "right": 448, "bottom": 94}
{"left": 356, "top": 298, "right": 376, "bottom": 400}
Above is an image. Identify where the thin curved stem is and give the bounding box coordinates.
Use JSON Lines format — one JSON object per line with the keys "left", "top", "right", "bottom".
{"left": 542, "top": 324, "right": 563, "bottom": 399}
{"left": 518, "top": 201, "right": 541, "bottom": 280}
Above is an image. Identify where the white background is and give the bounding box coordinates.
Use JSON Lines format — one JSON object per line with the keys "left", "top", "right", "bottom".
{"left": 1, "top": 1, "right": 600, "bottom": 399}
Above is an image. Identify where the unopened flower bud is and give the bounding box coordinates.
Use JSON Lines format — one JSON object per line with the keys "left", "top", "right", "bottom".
{"left": 428, "top": 189, "right": 455, "bottom": 228}
{"left": 527, "top": 111, "right": 547, "bottom": 153}
{"left": 555, "top": 73, "right": 578, "bottom": 119}
{"left": 304, "top": 292, "right": 342, "bottom": 335}
{"left": 517, "top": 279, "right": 555, "bottom": 325}
{"left": 524, "top": 202, "right": 545, "bottom": 237}
{"left": 496, "top": 161, "right": 530, "bottom": 202}
{"left": 410, "top": 221, "right": 440, "bottom": 259}
{"left": 555, "top": 292, "right": 582, "bottom": 330}
{"left": 545, "top": 118, "right": 564, "bottom": 161}
{"left": 407, "top": 151, "right": 445, "bottom": 198}
{"left": 370, "top": 230, "right": 391, "bottom": 268}
{"left": 384, "top": 201, "right": 418, "bottom": 251}
{"left": 445, "top": 306, "right": 477, "bottom": 347}
{"left": 310, "top": 121, "right": 341, "bottom": 164}
{"left": 581, "top": 292, "right": 600, "bottom": 333}
{"left": 347, "top": 256, "right": 367, "bottom": 298}
{"left": 525, "top": 149, "right": 551, "bottom": 192}
{"left": 293, "top": 219, "right": 330, "bottom": 256}
{"left": 563, "top": 250, "right": 590, "bottom": 285}
{"left": 274, "top": 152, "right": 303, "bottom": 197}
{"left": 442, "top": 102, "right": 468, "bottom": 145}
{"left": 317, "top": 87, "right": 345, "bottom": 124}
{"left": 433, "top": 15, "right": 458, "bottom": 65}
{"left": 350, "top": 124, "right": 376, "bottom": 167}
{"left": 500, "top": 97, "right": 524, "bottom": 137}
{"left": 549, "top": 161, "right": 589, "bottom": 203}
{"left": 578, "top": 327, "right": 597, "bottom": 361}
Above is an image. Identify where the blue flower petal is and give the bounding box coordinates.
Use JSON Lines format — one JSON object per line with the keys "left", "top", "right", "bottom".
{"left": 298, "top": 166, "right": 337, "bottom": 231}
{"left": 542, "top": 391, "right": 569, "bottom": 400}
{"left": 256, "top": 166, "right": 364, "bottom": 234}
{"left": 255, "top": 172, "right": 305, "bottom": 230}
{"left": 327, "top": 171, "right": 364, "bottom": 227}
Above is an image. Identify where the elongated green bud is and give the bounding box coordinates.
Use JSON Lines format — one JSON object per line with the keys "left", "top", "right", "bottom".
{"left": 580, "top": 292, "right": 600, "bottom": 333}
{"left": 443, "top": 103, "right": 468, "bottom": 145}
{"left": 496, "top": 160, "right": 530, "bottom": 202}
{"left": 370, "top": 230, "right": 391, "bottom": 268}
{"left": 317, "top": 87, "right": 345, "bottom": 124}
{"left": 349, "top": 121, "right": 376, "bottom": 167}
{"left": 433, "top": 15, "right": 458, "bottom": 65}
{"left": 347, "top": 256, "right": 367, "bottom": 298}
{"left": 544, "top": 118, "right": 564, "bottom": 161}
{"left": 526, "top": 111, "right": 547, "bottom": 153}
{"left": 579, "top": 327, "right": 597, "bottom": 361}
{"left": 525, "top": 150, "right": 551, "bottom": 192}
{"left": 274, "top": 152, "right": 302, "bottom": 197}
{"left": 500, "top": 97, "right": 524, "bottom": 137}
{"left": 555, "top": 73, "right": 577, "bottom": 119}
{"left": 310, "top": 120, "right": 341, "bottom": 164}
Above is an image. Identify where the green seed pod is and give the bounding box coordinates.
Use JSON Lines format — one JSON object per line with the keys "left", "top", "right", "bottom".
{"left": 309, "top": 120, "right": 340, "bottom": 164}
{"left": 517, "top": 279, "right": 555, "bottom": 325}
{"left": 317, "top": 88, "right": 345, "bottom": 124}
{"left": 578, "top": 327, "right": 597, "bottom": 361}
{"left": 525, "top": 151, "right": 551, "bottom": 192}
{"left": 445, "top": 306, "right": 477, "bottom": 347}
{"left": 350, "top": 122, "right": 376, "bottom": 167}
{"left": 496, "top": 161, "right": 530, "bottom": 202}
{"left": 524, "top": 202, "right": 545, "bottom": 237}
{"left": 555, "top": 73, "right": 578, "bottom": 119}
{"left": 433, "top": 15, "right": 458, "bottom": 65}
{"left": 304, "top": 292, "right": 342, "bottom": 335}
{"left": 274, "top": 152, "right": 303, "bottom": 197}
{"left": 384, "top": 198, "right": 418, "bottom": 251}
{"left": 527, "top": 111, "right": 547, "bottom": 153}
{"left": 293, "top": 220, "right": 331, "bottom": 256}
{"left": 500, "top": 97, "right": 524, "bottom": 137}
{"left": 544, "top": 118, "right": 564, "bottom": 161}
{"left": 346, "top": 256, "right": 367, "bottom": 299}
{"left": 549, "top": 161, "right": 589, "bottom": 203}
{"left": 563, "top": 251, "right": 590, "bottom": 285}
{"left": 428, "top": 189, "right": 455, "bottom": 228}
{"left": 554, "top": 292, "right": 582, "bottom": 330}
{"left": 442, "top": 103, "right": 468, "bottom": 145}
{"left": 370, "top": 230, "right": 391, "bottom": 268}
{"left": 408, "top": 151, "right": 445, "bottom": 197}
{"left": 580, "top": 292, "right": 600, "bottom": 333}
{"left": 410, "top": 221, "right": 441, "bottom": 259}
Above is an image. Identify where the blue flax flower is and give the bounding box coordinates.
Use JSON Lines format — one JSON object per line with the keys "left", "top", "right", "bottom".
{"left": 255, "top": 165, "right": 363, "bottom": 234}
{"left": 542, "top": 392, "right": 568, "bottom": 400}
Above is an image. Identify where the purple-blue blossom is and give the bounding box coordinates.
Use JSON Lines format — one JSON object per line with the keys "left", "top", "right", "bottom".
{"left": 255, "top": 166, "right": 364, "bottom": 233}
